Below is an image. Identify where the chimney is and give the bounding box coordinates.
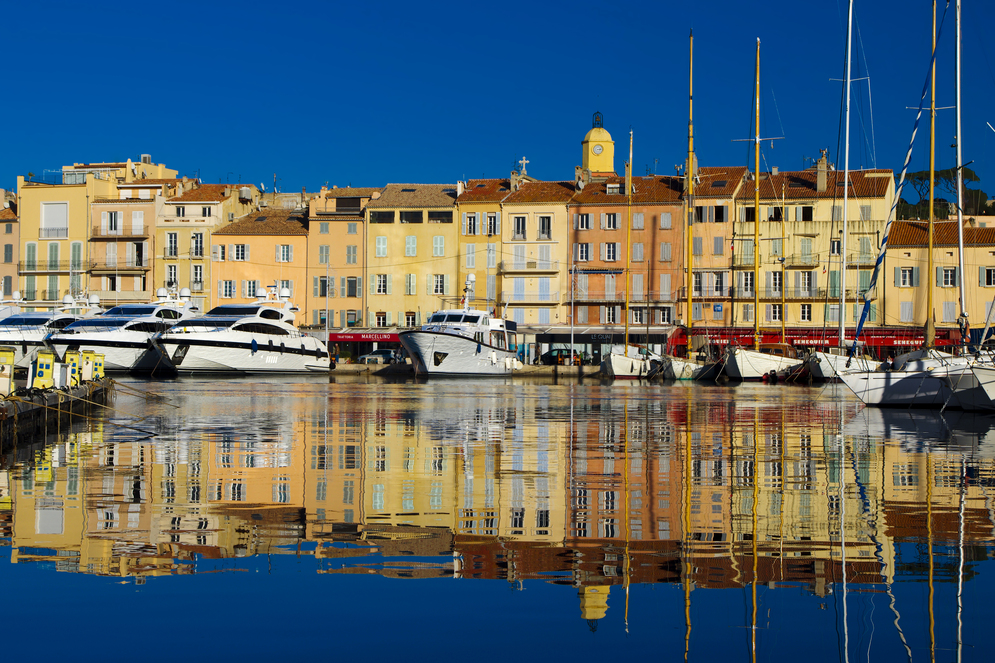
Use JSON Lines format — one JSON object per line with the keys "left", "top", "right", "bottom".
{"left": 510, "top": 170, "right": 521, "bottom": 191}
{"left": 771, "top": 166, "right": 779, "bottom": 176}
{"left": 816, "top": 149, "right": 828, "bottom": 193}
{"left": 456, "top": 181, "right": 465, "bottom": 196}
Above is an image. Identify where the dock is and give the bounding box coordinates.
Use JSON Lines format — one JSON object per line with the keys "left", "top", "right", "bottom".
{"left": 0, "top": 379, "right": 112, "bottom": 442}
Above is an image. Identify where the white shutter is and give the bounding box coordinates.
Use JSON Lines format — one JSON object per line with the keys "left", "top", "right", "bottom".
{"left": 600, "top": 243, "right": 606, "bottom": 261}
{"left": 765, "top": 304, "right": 772, "bottom": 321}
{"left": 427, "top": 275, "right": 432, "bottom": 295}
{"left": 573, "top": 213, "right": 579, "bottom": 230}
{"left": 212, "top": 245, "right": 220, "bottom": 261}
{"left": 600, "top": 213, "right": 606, "bottom": 229}
{"left": 573, "top": 243, "right": 579, "bottom": 261}
{"left": 101, "top": 212, "right": 108, "bottom": 235}
{"left": 660, "top": 273, "right": 671, "bottom": 300}
{"left": 462, "top": 212, "right": 467, "bottom": 235}
{"left": 276, "top": 245, "right": 282, "bottom": 262}
{"left": 288, "top": 246, "right": 293, "bottom": 262}
{"left": 314, "top": 276, "right": 320, "bottom": 297}
{"left": 614, "top": 305, "right": 621, "bottom": 322}
{"left": 660, "top": 212, "right": 672, "bottom": 229}
{"left": 386, "top": 274, "right": 392, "bottom": 295}
{"left": 633, "top": 212, "right": 644, "bottom": 229}
{"left": 125, "top": 243, "right": 134, "bottom": 267}
{"left": 132, "top": 210, "right": 144, "bottom": 234}
{"left": 600, "top": 306, "right": 606, "bottom": 323}
{"left": 245, "top": 245, "right": 250, "bottom": 261}
{"left": 217, "top": 280, "right": 223, "bottom": 298}
{"left": 444, "top": 275, "right": 451, "bottom": 295}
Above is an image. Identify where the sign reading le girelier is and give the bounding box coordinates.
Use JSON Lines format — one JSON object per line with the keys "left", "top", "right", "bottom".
{"left": 328, "top": 332, "right": 399, "bottom": 342}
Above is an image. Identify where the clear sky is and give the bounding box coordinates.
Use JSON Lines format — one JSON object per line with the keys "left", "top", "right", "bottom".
{"left": 3, "top": 0, "right": 995, "bottom": 202}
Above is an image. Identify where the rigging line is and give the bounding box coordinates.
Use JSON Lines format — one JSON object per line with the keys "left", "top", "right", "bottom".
{"left": 768, "top": 88, "right": 786, "bottom": 147}
{"left": 855, "top": 19, "right": 878, "bottom": 167}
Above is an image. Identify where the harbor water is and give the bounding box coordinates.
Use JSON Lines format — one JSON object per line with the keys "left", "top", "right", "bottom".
{"left": 1, "top": 375, "right": 993, "bottom": 661}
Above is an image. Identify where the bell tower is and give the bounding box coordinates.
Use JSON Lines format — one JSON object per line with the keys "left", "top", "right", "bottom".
{"left": 581, "top": 111, "right": 615, "bottom": 173}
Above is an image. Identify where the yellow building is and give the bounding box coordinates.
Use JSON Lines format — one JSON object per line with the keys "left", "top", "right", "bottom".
{"left": 455, "top": 178, "right": 510, "bottom": 312}
{"left": 16, "top": 157, "right": 177, "bottom": 308}
{"left": 363, "top": 183, "right": 459, "bottom": 327}
{"left": 210, "top": 208, "right": 309, "bottom": 313}
{"left": 157, "top": 183, "right": 259, "bottom": 312}
{"left": 307, "top": 186, "right": 381, "bottom": 328}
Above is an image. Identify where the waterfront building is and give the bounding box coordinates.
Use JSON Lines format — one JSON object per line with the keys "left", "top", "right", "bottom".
{"left": 211, "top": 208, "right": 309, "bottom": 312}
{"left": 499, "top": 176, "right": 574, "bottom": 326}
{"left": 455, "top": 178, "right": 511, "bottom": 313}
{"left": 16, "top": 157, "right": 177, "bottom": 309}
{"left": 363, "top": 183, "right": 460, "bottom": 328}
{"left": 307, "top": 186, "right": 381, "bottom": 328}
{"left": 883, "top": 219, "right": 995, "bottom": 339}
{"left": 0, "top": 200, "right": 17, "bottom": 297}
{"left": 89, "top": 178, "right": 183, "bottom": 305}
{"left": 732, "top": 152, "right": 895, "bottom": 336}
{"left": 157, "top": 182, "right": 259, "bottom": 312}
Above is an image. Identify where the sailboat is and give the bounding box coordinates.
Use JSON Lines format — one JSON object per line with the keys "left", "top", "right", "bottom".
{"left": 723, "top": 39, "right": 805, "bottom": 380}
{"left": 840, "top": 0, "right": 994, "bottom": 409}
{"left": 604, "top": 132, "right": 663, "bottom": 379}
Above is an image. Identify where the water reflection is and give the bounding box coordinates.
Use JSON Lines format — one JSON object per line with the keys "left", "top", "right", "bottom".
{"left": 1, "top": 379, "right": 993, "bottom": 659}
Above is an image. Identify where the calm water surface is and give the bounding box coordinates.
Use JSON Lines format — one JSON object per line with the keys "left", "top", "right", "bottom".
{"left": 1, "top": 376, "right": 993, "bottom": 661}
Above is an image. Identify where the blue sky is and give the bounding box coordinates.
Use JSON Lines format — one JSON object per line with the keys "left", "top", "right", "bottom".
{"left": 4, "top": 0, "right": 995, "bottom": 201}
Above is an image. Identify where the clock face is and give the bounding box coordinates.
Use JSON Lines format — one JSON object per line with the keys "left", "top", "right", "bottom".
{"left": 592, "top": 144, "right": 604, "bottom": 155}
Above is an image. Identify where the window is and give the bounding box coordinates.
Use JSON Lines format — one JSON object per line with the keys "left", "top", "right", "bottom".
{"left": 375, "top": 236, "right": 387, "bottom": 257}
{"left": 632, "top": 308, "right": 643, "bottom": 324}
{"left": 660, "top": 306, "right": 672, "bottom": 323}
{"left": 166, "top": 233, "right": 178, "bottom": 257}
{"left": 900, "top": 301, "right": 914, "bottom": 322}
{"left": 191, "top": 233, "right": 204, "bottom": 258}
{"left": 605, "top": 213, "right": 618, "bottom": 230}
{"left": 432, "top": 236, "right": 444, "bottom": 257}
{"left": 246, "top": 279, "right": 261, "bottom": 297}
{"left": 4, "top": 223, "right": 10, "bottom": 234}
{"left": 985, "top": 268, "right": 995, "bottom": 287}
{"left": 278, "top": 245, "right": 293, "bottom": 262}
{"left": 370, "top": 211, "right": 393, "bottom": 224}
{"left": 714, "top": 272, "right": 725, "bottom": 295}
{"left": 942, "top": 267, "right": 957, "bottom": 287}
{"left": 860, "top": 205, "right": 872, "bottom": 221}
{"left": 577, "top": 213, "right": 591, "bottom": 230}
{"left": 743, "top": 303, "right": 754, "bottom": 322}
{"left": 376, "top": 274, "right": 389, "bottom": 294}
{"left": 213, "top": 244, "right": 226, "bottom": 261}
{"left": 433, "top": 274, "right": 445, "bottom": 295}
{"left": 830, "top": 239, "right": 841, "bottom": 255}
{"left": 320, "top": 222, "right": 329, "bottom": 234}
{"left": 3, "top": 244, "right": 10, "bottom": 263}
{"left": 605, "top": 242, "right": 618, "bottom": 262}
{"left": 347, "top": 222, "right": 357, "bottom": 234}
{"left": 405, "top": 236, "right": 417, "bottom": 257}
{"left": 538, "top": 216, "right": 551, "bottom": 239}
{"left": 801, "top": 303, "right": 812, "bottom": 321}
{"left": 800, "top": 271, "right": 813, "bottom": 295}
{"left": 400, "top": 211, "right": 422, "bottom": 224}
{"left": 465, "top": 214, "right": 478, "bottom": 235}
{"left": 770, "top": 271, "right": 781, "bottom": 295}
{"left": 375, "top": 312, "right": 386, "bottom": 327}
{"left": 405, "top": 274, "right": 416, "bottom": 295}
{"left": 713, "top": 236, "right": 724, "bottom": 255}
{"left": 605, "top": 306, "right": 617, "bottom": 324}
{"left": 575, "top": 243, "right": 590, "bottom": 262}
{"left": 346, "top": 245, "right": 357, "bottom": 264}
{"left": 465, "top": 243, "right": 475, "bottom": 268}
{"left": 405, "top": 312, "right": 417, "bottom": 327}
{"left": 487, "top": 213, "right": 499, "bottom": 235}
{"left": 692, "top": 237, "right": 702, "bottom": 256}
{"left": 771, "top": 238, "right": 782, "bottom": 256}
{"left": 280, "top": 279, "right": 293, "bottom": 296}
{"left": 487, "top": 243, "right": 497, "bottom": 268}
{"left": 428, "top": 211, "right": 453, "bottom": 224}
{"left": 107, "top": 211, "right": 119, "bottom": 233}
{"left": 319, "top": 245, "right": 329, "bottom": 264}
{"left": 233, "top": 244, "right": 248, "bottom": 261}
{"left": 769, "top": 303, "right": 782, "bottom": 321}
{"left": 221, "top": 280, "right": 234, "bottom": 298}
{"left": 693, "top": 273, "right": 702, "bottom": 296}
{"left": 176, "top": 206, "right": 185, "bottom": 217}
{"left": 660, "top": 242, "right": 672, "bottom": 262}
{"left": 192, "top": 265, "right": 203, "bottom": 290}
{"left": 513, "top": 216, "right": 526, "bottom": 239}
{"left": 167, "top": 265, "right": 177, "bottom": 287}
{"left": 742, "top": 272, "right": 754, "bottom": 294}
{"left": 344, "top": 277, "right": 360, "bottom": 298}
{"left": 632, "top": 242, "right": 644, "bottom": 261}
{"left": 202, "top": 206, "right": 211, "bottom": 217}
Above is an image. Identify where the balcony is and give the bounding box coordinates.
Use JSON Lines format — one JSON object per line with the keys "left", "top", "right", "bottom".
{"left": 848, "top": 252, "right": 877, "bottom": 267}
{"left": 190, "top": 281, "right": 204, "bottom": 292}
{"left": 499, "top": 259, "right": 560, "bottom": 273}
{"left": 732, "top": 254, "right": 755, "bottom": 267}
{"left": 785, "top": 253, "right": 819, "bottom": 267}
{"left": 91, "top": 224, "right": 150, "bottom": 238}
{"left": 90, "top": 259, "right": 151, "bottom": 272}
{"left": 18, "top": 260, "right": 80, "bottom": 273}
{"left": 39, "top": 227, "right": 69, "bottom": 239}
{"left": 498, "top": 291, "right": 560, "bottom": 304}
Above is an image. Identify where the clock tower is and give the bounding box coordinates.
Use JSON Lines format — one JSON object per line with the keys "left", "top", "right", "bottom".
{"left": 581, "top": 111, "right": 615, "bottom": 173}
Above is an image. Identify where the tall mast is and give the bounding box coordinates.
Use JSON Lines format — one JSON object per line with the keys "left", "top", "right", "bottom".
{"left": 753, "top": 39, "right": 761, "bottom": 350}
{"left": 624, "top": 131, "right": 633, "bottom": 355}
{"left": 955, "top": 0, "right": 967, "bottom": 334}
{"left": 839, "top": 0, "right": 854, "bottom": 348}
{"left": 687, "top": 29, "right": 695, "bottom": 357}
{"left": 927, "top": 0, "right": 937, "bottom": 347}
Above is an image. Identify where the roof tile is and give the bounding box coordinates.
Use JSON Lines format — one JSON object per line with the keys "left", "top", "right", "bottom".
{"left": 366, "top": 184, "right": 458, "bottom": 209}
{"left": 213, "top": 209, "right": 308, "bottom": 236}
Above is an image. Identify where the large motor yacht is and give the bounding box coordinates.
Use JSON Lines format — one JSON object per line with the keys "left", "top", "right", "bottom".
{"left": 0, "top": 292, "right": 104, "bottom": 367}
{"left": 46, "top": 288, "right": 198, "bottom": 372}
{"left": 399, "top": 275, "right": 521, "bottom": 376}
{"left": 152, "top": 286, "right": 329, "bottom": 374}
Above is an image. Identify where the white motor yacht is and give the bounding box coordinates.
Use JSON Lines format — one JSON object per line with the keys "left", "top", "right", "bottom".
{"left": 153, "top": 286, "right": 329, "bottom": 374}
{"left": 399, "top": 275, "right": 521, "bottom": 376}
{"left": 0, "top": 293, "right": 103, "bottom": 367}
{"left": 47, "top": 288, "right": 198, "bottom": 372}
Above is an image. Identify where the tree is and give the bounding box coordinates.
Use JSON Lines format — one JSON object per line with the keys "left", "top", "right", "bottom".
{"left": 900, "top": 166, "right": 987, "bottom": 217}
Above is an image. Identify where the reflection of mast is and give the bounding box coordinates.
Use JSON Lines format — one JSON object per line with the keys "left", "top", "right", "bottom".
{"left": 683, "top": 393, "right": 693, "bottom": 661}
{"left": 957, "top": 453, "right": 965, "bottom": 663}
{"left": 750, "top": 410, "right": 759, "bottom": 663}
{"left": 839, "top": 424, "right": 849, "bottom": 663}
{"left": 623, "top": 399, "right": 631, "bottom": 632}
{"left": 928, "top": 455, "right": 936, "bottom": 663}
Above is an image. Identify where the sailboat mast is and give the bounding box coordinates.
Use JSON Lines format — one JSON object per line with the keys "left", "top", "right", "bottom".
{"left": 753, "top": 39, "right": 761, "bottom": 350}
{"left": 955, "top": 0, "right": 967, "bottom": 332}
{"left": 839, "top": 0, "right": 854, "bottom": 348}
{"left": 625, "top": 131, "right": 633, "bottom": 356}
{"left": 687, "top": 29, "right": 695, "bottom": 357}
{"left": 927, "top": 0, "right": 937, "bottom": 346}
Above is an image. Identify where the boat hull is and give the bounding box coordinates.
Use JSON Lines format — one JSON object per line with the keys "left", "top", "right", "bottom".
{"left": 724, "top": 348, "right": 803, "bottom": 380}
{"left": 839, "top": 362, "right": 992, "bottom": 410}
{"left": 156, "top": 334, "right": 330, "bottom": 374}
{"left": 662, "top": 355, "right": 720, "bottom": 380}
{"left": 48, "top": 333, "right": 158, "bottom": 372}
{"left": 603, "top": 352, "right": 655, "bottom": 379}
{"left": 808, "top": 351, "right": 878, "bottom": 381}
{"left": 399, "top": 330, "right": 518, "bottom": 376}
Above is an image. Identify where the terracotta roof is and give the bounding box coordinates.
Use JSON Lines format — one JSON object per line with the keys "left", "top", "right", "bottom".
{"left": 457, "top": 179, "right": 511, "bottom": 203}
{"left": 739, "top": 168, "right": 893, "bottom": 200}
{"left": 696, "top": 166, "right": 748, "bottom": 197}
{"left": 213, "top": 209, "right": 308, "bottom": 236}
{"left": 887, "top": 220, "right": 995, "bottom": 247}
{"left": 502, "top": 180, "right": 576, "bottom": 204}
{"left": 366, "top": 184, "right": 458, "bottom": 209}
{"left": 168, "top": 184, "right": 235, "bottom": 203}
{"left": 323, "top": 187, "right": 382, "bottom": 198}
{"left": 0, "top": 207, "right": 16, "bottom": 221}
{"left": 119, "top": 179, "right": 182, "bottom": 186}
{"left": 571, "top": 175, "right": 682, "bottom": 205}
{"left": 92, "top": 198, "right": 157, "bottom": 204}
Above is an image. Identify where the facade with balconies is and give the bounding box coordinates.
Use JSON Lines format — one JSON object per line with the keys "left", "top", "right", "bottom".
{"left": 733, "top": 152, "right": 894, "bottom": 332}
{"left": 455, "top": 177, "right": 513, "bottom": 316}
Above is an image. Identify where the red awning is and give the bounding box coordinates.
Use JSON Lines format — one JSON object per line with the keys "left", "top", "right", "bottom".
{"left": 328, "top": 332, "right": 399, "bottom": 342}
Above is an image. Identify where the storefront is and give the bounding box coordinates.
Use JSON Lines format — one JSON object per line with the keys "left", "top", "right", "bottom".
{"left": 327, "top": 330, "right": 402, "bottom": 361}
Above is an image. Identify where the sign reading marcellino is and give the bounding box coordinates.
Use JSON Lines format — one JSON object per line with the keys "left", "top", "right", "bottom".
{"left": 329, "top": 332, "right": 399, "bottom": 342}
